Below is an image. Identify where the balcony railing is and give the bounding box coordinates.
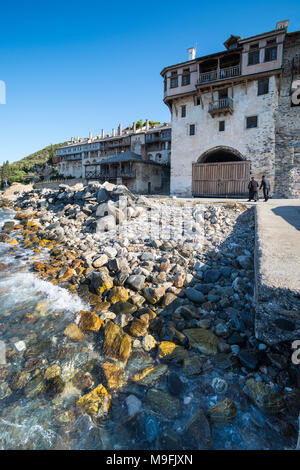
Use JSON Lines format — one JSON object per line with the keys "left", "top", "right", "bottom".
{"left": 198, "top": 65, "right": 240, "bottom": 84}
{"left": 65, "top": 155, "right": 82, "bottom": 161}
{"left": 208, "top": 97, "right": 234, "bottom": 115}
{"left": 85, "top": 169, "right": 136, "bottom": 179}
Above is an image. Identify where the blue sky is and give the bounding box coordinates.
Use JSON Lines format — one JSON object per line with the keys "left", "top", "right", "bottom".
{"left": 0, "top": 0, "right": 299, "bottom": 163}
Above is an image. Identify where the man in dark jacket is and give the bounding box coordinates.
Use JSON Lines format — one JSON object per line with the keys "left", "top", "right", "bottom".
{"left": 260, "top": 175, "right": 271, "bottom": 201}
{"left": 248, "top": 177, "right": 259, "bottom": 202}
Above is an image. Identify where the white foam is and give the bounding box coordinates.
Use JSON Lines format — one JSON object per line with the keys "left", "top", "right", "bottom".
{"left": 0, "top": 272, "right": 88, "bottom": 314}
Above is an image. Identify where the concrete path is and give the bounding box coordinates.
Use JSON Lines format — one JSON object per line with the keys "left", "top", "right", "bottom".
{"left": 254, "top": 200, "right": 300, "bottom": 344}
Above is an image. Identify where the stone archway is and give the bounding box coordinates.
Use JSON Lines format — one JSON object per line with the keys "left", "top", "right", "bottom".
{"left": 198, "top": 146, "right": 245, "bottom": 163}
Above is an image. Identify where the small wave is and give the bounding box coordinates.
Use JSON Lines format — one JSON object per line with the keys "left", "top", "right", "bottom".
{"left": 0, "top": 272, "right": 88, "bottom": 314}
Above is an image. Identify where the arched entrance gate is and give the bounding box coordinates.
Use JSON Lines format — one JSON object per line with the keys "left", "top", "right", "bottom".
{"left": 192, "top": 147, "right": 250, "bottom": 197}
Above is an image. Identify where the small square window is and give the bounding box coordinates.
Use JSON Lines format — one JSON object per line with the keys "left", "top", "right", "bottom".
{"left": 219, "top": 121, "right": 225, "bottom": 132}
{"left": 246, "top": 116, "right": 258, "bottom": 129}
{"left": 258, "top": 78, "right": 269, "bottom": 95}
{"left": 189, "top": 124, "right": 195, "bottom": 135}
{"left": 181, "top": 105, "right": 186, "bottom": 118}
{"left": 194, "top": 97, "right": 201, "bottom": 106}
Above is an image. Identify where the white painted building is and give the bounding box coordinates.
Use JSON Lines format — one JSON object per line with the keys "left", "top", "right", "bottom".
{"left": 161, "top": 20, "right": 296, "bottom": 197}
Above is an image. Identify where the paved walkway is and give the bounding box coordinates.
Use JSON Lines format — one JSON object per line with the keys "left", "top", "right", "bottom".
{"left": 254, "top": 199, "right": 300, "bottom": 344}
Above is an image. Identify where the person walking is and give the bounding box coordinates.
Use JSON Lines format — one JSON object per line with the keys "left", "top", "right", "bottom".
{"left": 260, "top": 175, "right": 271, "bottom": 202}
{"left": 248, "top": 177, "right": 259, "bottom": 202}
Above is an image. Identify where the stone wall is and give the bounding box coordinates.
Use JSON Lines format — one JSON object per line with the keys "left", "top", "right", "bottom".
{"left": 135, "top": 163, "right": 162, "bottom": 193}
{"left": 170, "top": 77, "right": 278, "bottom": 196}
{"left": 274, "top": 32, "right": 300, "bottom": 198}
{"left": 34, "top": 178, "right": 87, "bottom": 190}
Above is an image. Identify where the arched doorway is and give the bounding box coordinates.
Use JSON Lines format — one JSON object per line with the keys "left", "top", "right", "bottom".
{"left": 192, "top": 147, "right": 250, "bottom": 197}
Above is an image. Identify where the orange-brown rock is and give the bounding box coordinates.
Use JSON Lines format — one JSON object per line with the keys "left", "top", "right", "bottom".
{"left": 63, "top": 323, "right": 84, "bottom": 341}
{"left": 79, "top": 310, "right": 103, "bottom": 332}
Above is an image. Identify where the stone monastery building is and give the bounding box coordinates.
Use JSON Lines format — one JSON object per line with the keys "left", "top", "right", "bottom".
{"left": 161, "top": 20, "right": 300, "bottom": 197}
{"left": 55, "top": 20, "right": 300, "bottom": 198}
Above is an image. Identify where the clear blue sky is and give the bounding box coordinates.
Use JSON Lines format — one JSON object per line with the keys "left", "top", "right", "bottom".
{"left": 0, "top": 0, "right": 299, "bottom": 164}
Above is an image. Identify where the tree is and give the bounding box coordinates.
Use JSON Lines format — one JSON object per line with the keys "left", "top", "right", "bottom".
{"left": 1, "top": 161, "right": 10, "bottom": 188}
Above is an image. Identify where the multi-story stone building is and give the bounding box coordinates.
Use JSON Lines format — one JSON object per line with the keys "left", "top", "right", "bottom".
{"left": 55, "top": 121, "right": 171, "bottom": 193}
{"left": 161, "top": 20, "right": 300, "bottom": 197}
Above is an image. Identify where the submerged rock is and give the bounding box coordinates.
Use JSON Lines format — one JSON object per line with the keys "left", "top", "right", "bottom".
{"left": 44, "top": 364, "right": 61, "bottom": 380}
{"left": 209, "top": 398, "right": 237, "bottom": 423}
{"left": 63, "top": 322, "right": 84, "bottom": 341}
{"left": 167, "top": 372, "right": 185, "bottom": 396}
{"left": 45, "top": 376, "right": 65, "bottom": 398}
{"left": 103, "top": 320, "right": 132, "bottom": 364}
{"left": 183, "top": 328, "right": 219, "bottom": 355}
{"left": 76, "top": 384, "right": 110, "bottom": 418}
{"left": 243, "top": 378, "right": 286, "bottom": 414}
{"left": 132, "top": 364, "right": 168, "bottom": 387}
{"left": 102, "top": 362, "right": 126, "bottom": 390}
{"left": 146, "top": 388, "right": 181, "bottom": 419}
{"left": 125, "top": 394, "right": 142, "bottom": 417}
{"left": 183, "top": 409, "right": 213, "bottom": 450}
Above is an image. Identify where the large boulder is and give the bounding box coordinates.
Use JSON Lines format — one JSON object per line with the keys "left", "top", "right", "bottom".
{"left": 96, "top": 215, "right": 116, "bottom": 233}
{"left": 96, "top": 200, "right": 125, "bottom": 224}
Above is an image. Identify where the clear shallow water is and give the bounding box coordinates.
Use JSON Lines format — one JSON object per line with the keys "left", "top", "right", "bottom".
{"left": 0, "top": 209, "right": 296, "bottom": 450}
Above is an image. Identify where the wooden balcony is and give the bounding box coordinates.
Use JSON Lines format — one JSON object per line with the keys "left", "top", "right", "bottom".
{"left": 197, "top": 65, "right": 240, "bottom": 84}
{"left": 208, "top": 97, "right": 233, "bottom": 117}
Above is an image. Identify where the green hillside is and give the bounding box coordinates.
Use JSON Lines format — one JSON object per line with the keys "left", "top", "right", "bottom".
{"left": 1, "top": 142, "right": 67, "bottom": 185}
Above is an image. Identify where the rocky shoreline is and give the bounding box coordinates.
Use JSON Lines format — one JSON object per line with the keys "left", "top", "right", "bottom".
{"left": 0, "top": 181, "right": 299, "bottom": 450}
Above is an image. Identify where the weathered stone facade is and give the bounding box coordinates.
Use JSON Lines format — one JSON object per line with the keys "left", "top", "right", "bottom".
{"left": 169, "top": 77, "right": 279, "bottom": 196}
{"left": 162, "top": 22, "right": 300, "bottom": 198}
{"left": 274, "top": 31, "right": 300, "bottom": 198}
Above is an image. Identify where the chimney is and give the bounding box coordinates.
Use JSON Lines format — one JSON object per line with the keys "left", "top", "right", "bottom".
{"left": 187, "top": 47, "right": 196, "bottom": 61}
{"left": 146, "top": 119, "right": 150, "bottom": 130}
{"left": 101, "top": 129, "right": 105, "bottom": 138}
{"left": 89, "top": 131, "right": 93, "bottom": 139}
{"left": 133, "top": 122, "right": 136, "bottom": 133}
{"left": 118, "top": 124, "right": 122, "bottom": 136}
{"left": 112, "top": 128, "right": 116, "bottom": 137}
